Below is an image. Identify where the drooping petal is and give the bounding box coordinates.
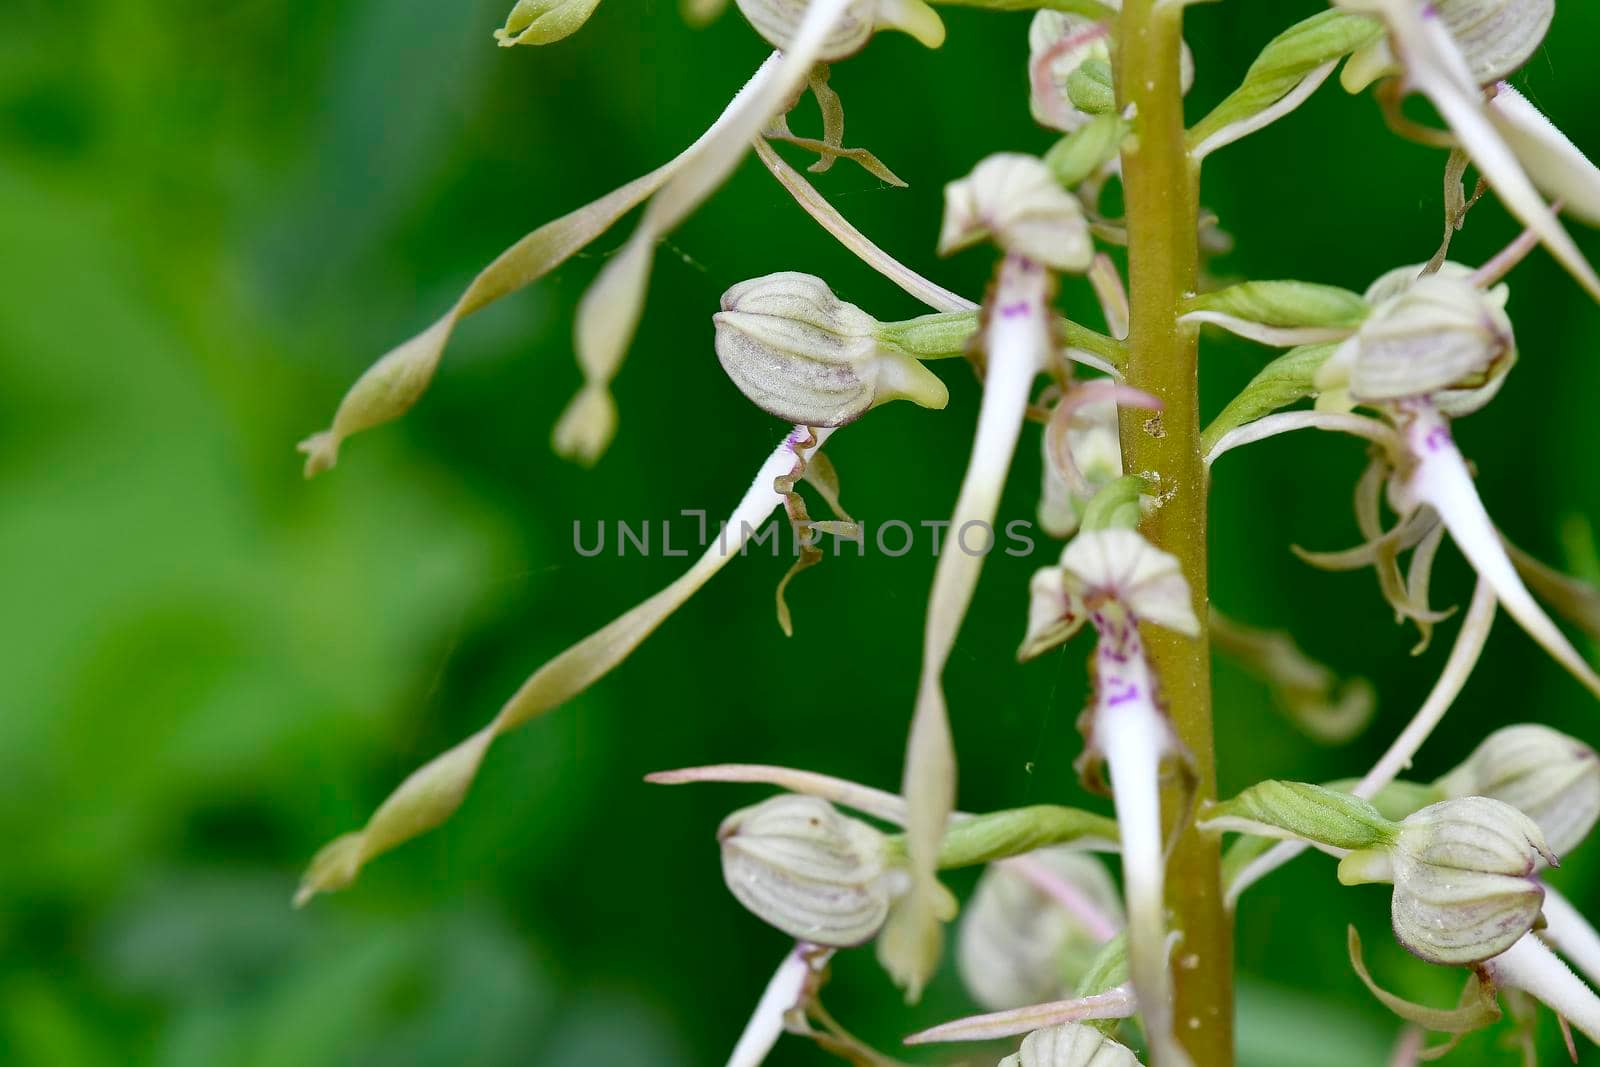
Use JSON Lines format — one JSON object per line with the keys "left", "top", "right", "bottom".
{"left": 1398, "top": 405, "right": 1600, "bottom": 699}
{"left": 1094, "top": 631, "right": 1191, "bottom": 1067}
{"left": 1489, "top": 83, "right": 1600, "bottom": 227}
{"left": 295, "top": 427, "right": 834, "bottom": 904}
{"left": 296, "top": 155, "right": 688, "bottom": 476}
{"left": 1347, "top": 926, "right": 1502, "bottom": 1035}
{"left": 883, "top": 255, "right": 1049, "bottom": 1000}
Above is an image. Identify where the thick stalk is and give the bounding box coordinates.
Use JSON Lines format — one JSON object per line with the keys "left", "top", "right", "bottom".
{"left": 1116, "top": 2, "right": 1234, "bottom": 1065}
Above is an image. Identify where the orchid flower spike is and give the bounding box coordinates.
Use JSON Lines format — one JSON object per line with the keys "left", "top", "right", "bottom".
{"left": 1332, "top": 0, "right": 1600, "bottom": 301}
{"left": 883, "top": 150, "right": 1091, "bottom": 1001}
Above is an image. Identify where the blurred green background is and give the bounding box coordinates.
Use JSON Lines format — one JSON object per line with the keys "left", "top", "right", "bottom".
{"left": 4, "top": 0, "right": 1600, "bottom": 1063}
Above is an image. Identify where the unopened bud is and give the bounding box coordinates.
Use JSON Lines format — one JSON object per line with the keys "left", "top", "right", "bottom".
{"left": 1315, "top": 267, "right": 1514, "bottom": 416}
{"left": 735, "top": 0, "right": 945, "bottom": 61}
{"left": 958, "top": 850, "right": 1124, "bottom": 1010}
{"left": 719, "top": 794, "right": 894, "bottom": 947}
{"left": 1436, "top": 724, "right": 1600, "bottom": 856}
{"left": 1059, "top": 529, "right": 1200, "bottom": 637}
{"left": 1040, "top": 398, "right": 1124, "bottom": 540}
{"left": 714, "top": 272, "right": 948, "bottom": 426}
{"left": 1342, "top": 0, "right": 1552, "bottom": 90}
{"left": 494, "top": 0, "right": 604, "bottom": 45}
{"left": 1029, "top": 11, "right": 1192, "bottom": 135}
{"left": 1339, "top": 796, "right": 1555, "bottom": 965}
{"left": 1000, "top": 1024, "right": 1144, "bottom": 1067}
{"left": 939, "top": 154, "right": 1094, "bottom": 272}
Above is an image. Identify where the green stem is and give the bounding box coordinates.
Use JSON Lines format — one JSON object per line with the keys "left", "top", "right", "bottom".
{"left": 1117, "top": 1, "right": 1234, "bottom": 1064}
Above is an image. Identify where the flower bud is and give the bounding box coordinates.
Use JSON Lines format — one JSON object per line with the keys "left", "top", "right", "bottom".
{"left": 719, "top": 794, "right": 894, "bottom": 947}
{"left": 999, "top": 1024, "right": 1144, "bottom": 1067}
{"left": 1059, "top": 528, "right": 1200, "bottom": 637}
{"left": 1029, "top": 11, "right": 1192, "bottom": 135}
{"left": 1040, "top": 399, "right": 1124, "bottom": 540}
{"left": 958, "top": 850, "right": 1124, "bottom": 1010}
{"left": 494, "top": 0, "right": 604, "bottom": 46}
{"left": 1314, "top": 267, "right": 1514, "bottom": 416}
{"left": 939, "top": 154, "right": 1094, "bottom": 272}
{"left": 1436, "top": 724, "right": 1600, "bottom": 856}
{"left": 714, "top": 272, "right": 948, "bottom": 426}
{"left": 735, "top": 0, "right": 944, "bottom": 61}
{"left": 1341, "top": 0, "right": 1552, "bottom": 90}
{"left": 1339, "top": 796, "right": 1556, "bottom": 965}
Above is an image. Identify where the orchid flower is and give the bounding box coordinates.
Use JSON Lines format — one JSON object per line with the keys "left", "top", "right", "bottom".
{"left": 1019, "top": 526, "right": 1202, "bottom": 1067}
{"left": 1205, "top": 256, "right": 1600, "bottom": 699}
{"left": 1213, "top": 713, "right": 1600, "bottom": 1050}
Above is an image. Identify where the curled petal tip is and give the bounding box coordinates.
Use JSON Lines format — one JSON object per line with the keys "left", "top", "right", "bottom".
{"left": 297, "top": 431, "right": 339, "bottom": 479}
{"left": 553, "top": 386, "right": 618, "bottom": 465}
